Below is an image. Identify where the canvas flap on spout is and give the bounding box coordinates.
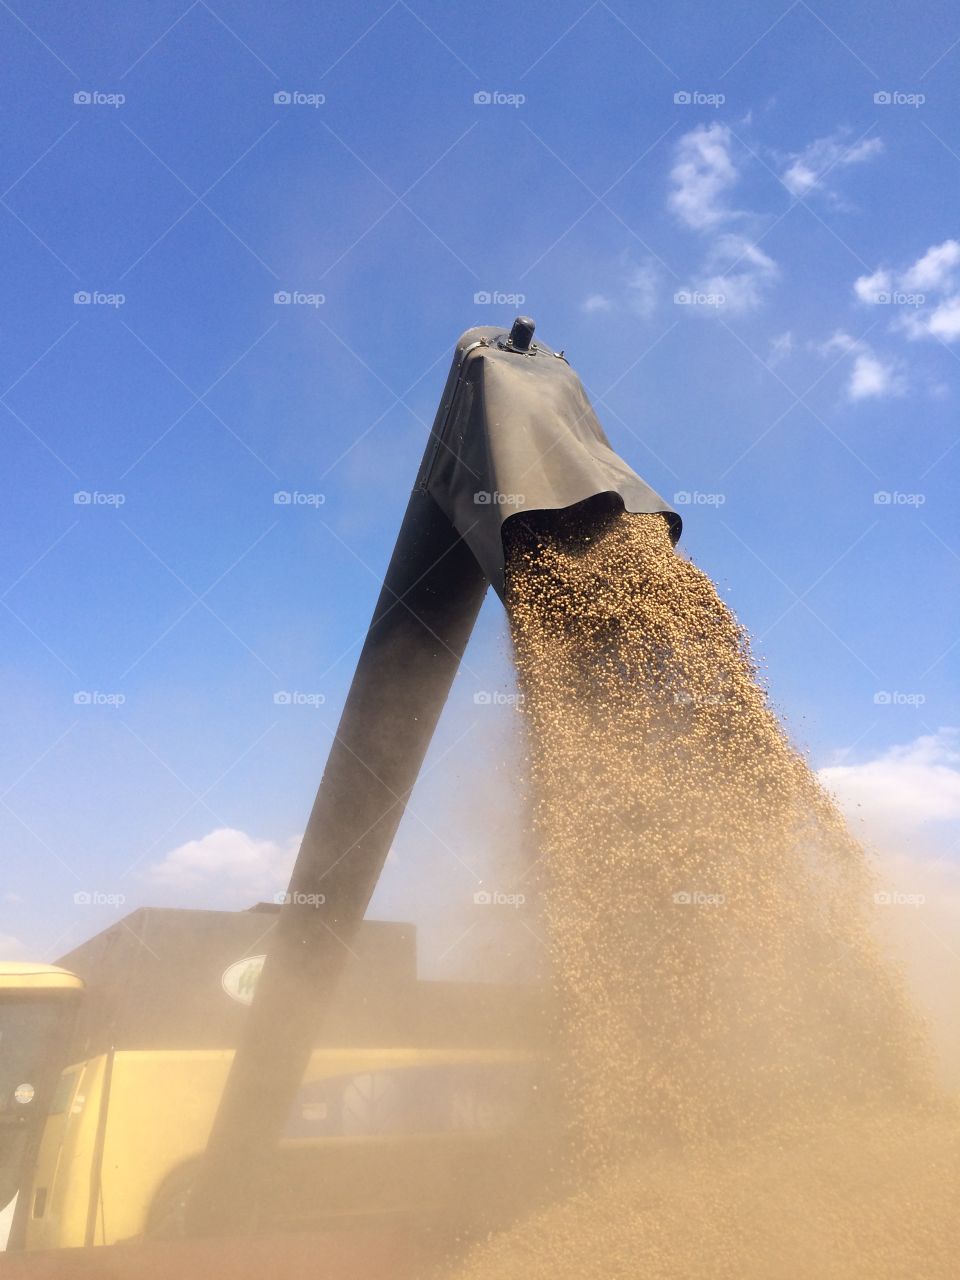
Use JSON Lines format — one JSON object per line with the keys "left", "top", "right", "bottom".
{"left": 423, "top": 329, "right": 681, "bottom": 598}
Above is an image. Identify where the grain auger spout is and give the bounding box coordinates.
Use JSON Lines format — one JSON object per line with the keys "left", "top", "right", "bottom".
{"left": 187, "top": 316, "right": 680, "bottom": 1235}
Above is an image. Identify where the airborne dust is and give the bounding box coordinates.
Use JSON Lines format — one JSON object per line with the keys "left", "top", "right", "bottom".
{"left": 449, "top": 507, "right": 960, "bottom": 1280}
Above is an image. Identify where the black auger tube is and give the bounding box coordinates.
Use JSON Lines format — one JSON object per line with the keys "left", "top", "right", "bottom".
{"left": 186, "top": 318, "right": 679, "bottom": 1236}
{"left": 186, "top": 486, "right": 487, "bottom": 1235}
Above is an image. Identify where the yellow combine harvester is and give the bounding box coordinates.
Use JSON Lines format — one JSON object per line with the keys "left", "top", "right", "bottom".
{"left": 0, "top": 910, "right": 545, "bottom": 1257}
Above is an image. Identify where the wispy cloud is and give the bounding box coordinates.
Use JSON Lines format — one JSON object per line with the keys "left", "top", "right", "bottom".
{"left": 694, "top": 234, "right": 778, "bottom": 314}
{"left": 668, "top": 125, "right": 777, "bottom": 315}
{"left": 580, "top": 258, "right": 660, "bottom": 321}
{"left": 780, "top": 130, "right": 883, "bottom": 200}
{"left": 817, "top": 331, "right": 906, "bottom": 401}
{"left": 668, "top": 122, "right": 741, "bottom": 230}
{"left": 0, "top": 934, "right": 26, "bottom": 960}
{"left": 768, "top": 331, "right": 794, "bottom": 366}
{"left": 626, "top": 261, "right": 659, "bottom": 319}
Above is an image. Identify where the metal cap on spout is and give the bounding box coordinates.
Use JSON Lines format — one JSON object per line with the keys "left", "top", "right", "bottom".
{"left": 507, "top": 315, "right": 536, "bottom": 351}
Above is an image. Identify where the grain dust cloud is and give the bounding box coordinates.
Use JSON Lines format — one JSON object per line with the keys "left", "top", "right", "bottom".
{"left": 448, "top": 505, "right": 960, "bottom": 1280}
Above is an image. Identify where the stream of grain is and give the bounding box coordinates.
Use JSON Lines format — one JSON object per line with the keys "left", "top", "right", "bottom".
{"left": 450, "top": 507, "right": 958, "bottom": 1280}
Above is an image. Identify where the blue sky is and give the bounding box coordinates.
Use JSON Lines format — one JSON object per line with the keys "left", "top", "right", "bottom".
{"left": 1, "top": 0, "right": 958, "bottom": 978}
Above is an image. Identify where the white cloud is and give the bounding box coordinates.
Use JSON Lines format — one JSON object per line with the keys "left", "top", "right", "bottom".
{"left": 668, "top": 123, "right": 740, "bottom": 230}
{"left": 146, "top": 827, "right": 300, "bottom": 900}
{"left": 582, "top": 293, "right": 613, "bottom": 314}
{"left": 0, "top": 934, "right": 26, "bottom": 960}
{"left": 816, "top": 330, "right": 905, "bottom": 400}
{"left": 924, "top": 296, "right": 960, "bottom": 341}
{"left": 677, "top": 236, "right": 779, "bottom": 317}
{"left": 853, "top": 267, "right": 892, "bottom": 304}
{"left": 900, "top": 240, "right": 960, "bottom": 293}
{"left": 781, "top": 130, "right": 883, "bottom": 199}
{"left": 820, "top": 730, "right": 960, "bottom": 832}
{"left": 818, "top": 330, "right": 859, "bottom": 356}
{"left": 698, "top": 234, "right": 778, "bottom": 313}
{"left": 668, "top": 127, "right": 777, "bottom": 315}
{"left": 848, "top": 350, "right": 904, "bottom": 400}
{"left": 854, "top": 240, "right": 960, "bottom": 345}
